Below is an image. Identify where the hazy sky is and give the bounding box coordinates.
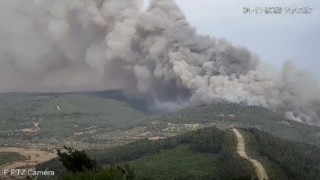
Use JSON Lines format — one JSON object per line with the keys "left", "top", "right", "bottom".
{"left": 0, "top": 0, "right": 318, "bottom": 93}
{"left": 144, "top": 0, "right": 320, "bottom": 77}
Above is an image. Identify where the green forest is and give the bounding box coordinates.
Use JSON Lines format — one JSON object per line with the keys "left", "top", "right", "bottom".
{"left": 37, "top": 127, "right": 320, "bottom": 180}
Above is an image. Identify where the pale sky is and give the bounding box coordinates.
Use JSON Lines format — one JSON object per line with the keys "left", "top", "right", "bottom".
{"left": 144, "top": 0, "right": 320, "bottom": 77}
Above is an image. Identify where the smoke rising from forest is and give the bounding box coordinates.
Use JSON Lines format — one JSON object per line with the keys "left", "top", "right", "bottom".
{"left": 0, "top": 0, "right": 319, "bottom": 125}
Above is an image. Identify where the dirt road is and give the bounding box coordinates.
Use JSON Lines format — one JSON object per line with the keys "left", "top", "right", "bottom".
{"left": 232, "top": 128, "right": 268, "bottom": 180}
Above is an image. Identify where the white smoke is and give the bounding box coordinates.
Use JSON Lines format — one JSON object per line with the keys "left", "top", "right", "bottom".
{"left": 0, "top": 0, "right": 319, "bottom": 125}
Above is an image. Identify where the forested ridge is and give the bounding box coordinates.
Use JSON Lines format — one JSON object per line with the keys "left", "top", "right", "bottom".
{"left": 37, "top": 127, "right": 256, "bottom": 179}
{"left": 243, "top": 128, "right": 320, "bottom": 180}
{"left": 37, "top": 126, "right": 320, "bottom": 180}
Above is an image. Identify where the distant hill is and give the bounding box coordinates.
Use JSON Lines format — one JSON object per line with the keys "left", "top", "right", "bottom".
{"left": 154, "top": 103, "right": 320, "bottom": 146}
{"left": 1, "top": 91, "right": 319, "bottom": 146}
{"left": 0, "top": 91, "right": 148, "bottom": 141}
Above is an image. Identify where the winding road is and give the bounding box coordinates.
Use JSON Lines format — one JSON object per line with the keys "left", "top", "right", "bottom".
{"left": 232, "top": 128, "right": 268, "bottom": 180}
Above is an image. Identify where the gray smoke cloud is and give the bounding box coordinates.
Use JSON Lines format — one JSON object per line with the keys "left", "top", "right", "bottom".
{"left": 0, "top": 0, "right": 319, "bottom": 125}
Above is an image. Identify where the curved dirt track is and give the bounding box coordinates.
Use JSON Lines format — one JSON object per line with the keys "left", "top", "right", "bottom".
{"left": 232, "top": 128, "right": 268, "bottom": 180}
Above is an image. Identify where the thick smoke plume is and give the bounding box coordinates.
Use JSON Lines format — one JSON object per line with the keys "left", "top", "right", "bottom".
{"left": 0, "top": 0, "right": 319, "bottom": 125}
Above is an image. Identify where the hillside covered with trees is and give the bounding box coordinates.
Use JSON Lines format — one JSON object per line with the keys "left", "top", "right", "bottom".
{"left": 37, "top": 127, "right": 320, "bottom": 180}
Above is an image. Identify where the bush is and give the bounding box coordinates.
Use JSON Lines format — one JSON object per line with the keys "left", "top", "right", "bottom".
{"left": 57, "top": 146, "right": 97, "bottom": 173}
{"left": 63, "top": 164, "right": 136, "bottom": 180}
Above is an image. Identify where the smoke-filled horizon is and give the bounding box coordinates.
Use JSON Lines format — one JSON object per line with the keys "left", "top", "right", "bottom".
{"left": 0, "top": 0, "right": 319, "bottom": 126}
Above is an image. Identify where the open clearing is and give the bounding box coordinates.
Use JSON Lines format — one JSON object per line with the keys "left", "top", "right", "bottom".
{"left": 0, "top": 147, "right": 57, "bottom": 179}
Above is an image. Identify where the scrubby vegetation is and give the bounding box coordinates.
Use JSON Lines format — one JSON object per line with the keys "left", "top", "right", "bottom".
{"left": 55, "top": 146, "right": 135, "bottom": 180}
{"left": 0, "top": 152, "right": 26, "bottom": 166}
{"left": 63, "top": 165, "right": 135, "bottom": 180}
{"left": 57, "top": 146, "right": 98, "bottom": 173}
